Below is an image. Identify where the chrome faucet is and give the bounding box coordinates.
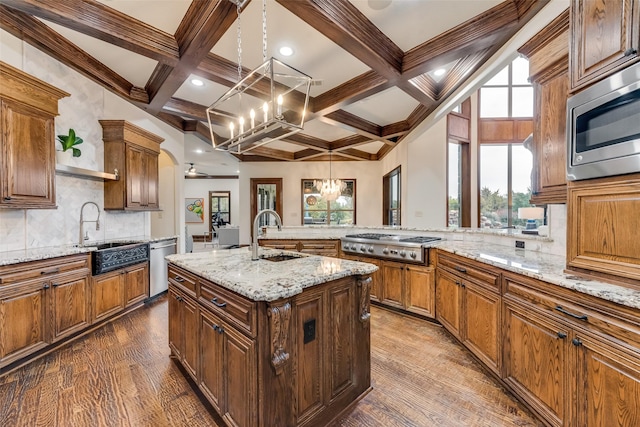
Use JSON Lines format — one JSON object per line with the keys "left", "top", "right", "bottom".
{"left": 79, "top": 201, "right": 101, "bottom": 246}
{"left": 251, "top": 209, "right": 282, "bottom": 260}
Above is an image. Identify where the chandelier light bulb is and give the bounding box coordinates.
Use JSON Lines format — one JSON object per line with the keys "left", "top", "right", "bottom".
{"left": 229, "top": 121, "right": 235, "bottom": 139}
{"left": 277, "top": 94, "right": 283, "bottom": 117}
{"left": 239, "top": 116, "right": 245, "bottom": 134}
{"left": 263, "top": 102, "right": 269, "bottom": 123}
{"left": 249, "top": 109, "right": 255, "bottom": 128}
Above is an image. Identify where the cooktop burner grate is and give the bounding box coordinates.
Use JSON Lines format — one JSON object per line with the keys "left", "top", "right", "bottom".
{"left": 344, "top": 233, "right": 395, "bottom": 240}
{"left": 399, "top": 236, "right": 442, "bottom": 243}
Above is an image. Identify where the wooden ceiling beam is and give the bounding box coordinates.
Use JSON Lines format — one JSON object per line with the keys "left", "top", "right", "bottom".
{"left": 163, "top": 98, "right": 208, "bottom": 121}
{"left": 333, "top": 148, "right": 376, "bottom": 161}
{"left": 145, "top": 0, "right": 240, "bottom": 113}
{"left": 311, "top": 71, "right": 391, "bottom": 116}
{"left": 330, "top": 135, "right": 371, "bottom": 151}
{"left": 276, "top": 0, "right": 403, "bottom": 78}
{"left": 284, "top": 133, "right": 331, "bottom": 151}
{"left": 0, "top": 6, "right": 147, "bottom": 103}
{"left": 0, "top": 0, "right": 179, "bottom": 65}
{"left": 294, "top": 149, "right": 325, "bottom": 161}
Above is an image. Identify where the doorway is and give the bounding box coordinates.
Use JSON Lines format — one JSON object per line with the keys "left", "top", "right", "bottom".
{"left": 250, "top": 178, "right": 282, "bottom": 239}
{"left": 209, "top": 191, "right": 230, "bottom": 238}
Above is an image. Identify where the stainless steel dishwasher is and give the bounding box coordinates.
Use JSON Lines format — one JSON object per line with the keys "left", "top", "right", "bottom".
{"left": 149, "top": 238, "right": 177, "bottom": 297}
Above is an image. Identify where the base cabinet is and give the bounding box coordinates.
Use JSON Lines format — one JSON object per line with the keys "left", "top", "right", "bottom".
{"left": 379, "top": 260, "right": 435, "bottom": 318}
{"left": 435, "top": 252, "right": 501, "bottom": 373}
{"left": 503, "top": 272, "right": 640, "bottom": 427}
{"left": 259, "top": 239, "right": 340, "bottom": 257}
{"left": 168, "top": 286, "right": 199, "bottom": 381}
{"left": 0, "top": 254, "right": 90, "bottom": 370}
{"left": 341, "top": 254, "right": 381, "bottom": 302}
{"left": 92, "top": 262, "right": 149, "bottom": 322}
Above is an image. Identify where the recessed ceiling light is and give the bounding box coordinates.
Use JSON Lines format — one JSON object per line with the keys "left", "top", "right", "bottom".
{"left": 279, "top": 46, "right": 294, "bottom": 57}
{"left": 195, "top": 149, "right": 203, "bottom": 154}
{"left": 368, "top": 0, "right": 392, "bottom": 10}
{"left": 434, "top": 68, "right": 446, "bottom": 77}
{"left": 190, "top": 78, "right": 204, "bottom": 87}
{"left": 236, "top": 170, "right": 240, "bottom": 174}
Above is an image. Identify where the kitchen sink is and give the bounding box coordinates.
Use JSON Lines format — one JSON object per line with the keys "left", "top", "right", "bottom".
{"left": 92, "top": 242, "right": 150, "bottom": 275}
{"left": 261, "top": 254, "right": 305, "bottom": 262}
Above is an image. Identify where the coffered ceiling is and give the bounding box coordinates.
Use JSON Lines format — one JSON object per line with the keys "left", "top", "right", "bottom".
{"left": 0, "top": 0, "right": 550, "bottom": 174}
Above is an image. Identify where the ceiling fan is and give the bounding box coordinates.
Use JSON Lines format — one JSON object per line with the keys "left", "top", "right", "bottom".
{"left": 185, "top": 163, "right": 207, "bottom": 176}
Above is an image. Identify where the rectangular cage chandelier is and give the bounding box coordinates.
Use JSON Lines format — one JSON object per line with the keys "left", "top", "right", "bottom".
{"left": 206, "top": 58, "right": 312, "bottom": 154}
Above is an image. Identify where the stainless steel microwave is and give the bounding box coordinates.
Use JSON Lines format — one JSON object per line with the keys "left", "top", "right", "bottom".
{"left": 567, "top": 61, "right": 640, "bottom": 181}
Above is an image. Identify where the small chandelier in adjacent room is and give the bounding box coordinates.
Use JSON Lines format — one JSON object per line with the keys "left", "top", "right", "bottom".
{"left": 314, "top": 151, "right": 346, "bottom": 202}
{"left": 206, "top": 0, "right": 312, "bottom": 154}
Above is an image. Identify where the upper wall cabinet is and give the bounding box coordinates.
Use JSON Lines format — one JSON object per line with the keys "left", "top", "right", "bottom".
{"left": 518, "top": 10, "right": 570, "bottom": 204}
{"left": 0, "top": 61, "right": 69, "bottom": 209}
{"left": 570, "top": 0, "right": 640, "bottom": 91}
{"left": 100, "top": 120, "right": 163, "bottom": 211}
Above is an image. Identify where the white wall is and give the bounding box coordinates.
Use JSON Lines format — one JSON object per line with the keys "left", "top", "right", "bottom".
{"left": 151, "top": 151, "right": 177, "bottom": 238}
{"left": 0, "top": 29, "right": 186, "bottom": 252}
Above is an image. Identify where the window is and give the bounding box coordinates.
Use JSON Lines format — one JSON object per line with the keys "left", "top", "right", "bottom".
{"left": 480, "top": 56, "right": 533, "bottom": 118}
{"left": 209, "top": 191, "right": 230, "bottom": 237}
{"left": 302, "top": 179, "right": 355, "bottom": 225}
{"left": 383, "top": 167, "right": 400, "bottom": 225}
{"left": 478, "top": 57, "right": 534, "bottom": 229}
{"left": 448, "top": 143, "right": 462, "bottom": 227}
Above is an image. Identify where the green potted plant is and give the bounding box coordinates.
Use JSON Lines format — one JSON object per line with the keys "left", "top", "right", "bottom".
{"left": 57, "top": 128, "right": 83, "bottom": 157}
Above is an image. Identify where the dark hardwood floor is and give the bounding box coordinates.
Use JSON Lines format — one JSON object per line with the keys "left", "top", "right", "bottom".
{"left": 0, "top": 296, "right": 543, "bottom": 427}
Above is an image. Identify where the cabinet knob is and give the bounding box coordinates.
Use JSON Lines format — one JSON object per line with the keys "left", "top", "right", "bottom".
{"left": 572, "top": 337, "right": 583, "bottom": 347}
{"left": 43, "top": 283, "right": 50, "bottom": 289}
{"left": 557, "top": 332, "right": 567, "bottom": 339}
{"left": 52, "top": 283, "right": 60, "bottom": 287}
{"left": 3, "top": 196, "right": 12, "bottom": 201}
{"left": 623, "top": 48, "right": 637, "bottom": 56}
{"left": 455, "top": 281, "right": 461, "bottom": 286}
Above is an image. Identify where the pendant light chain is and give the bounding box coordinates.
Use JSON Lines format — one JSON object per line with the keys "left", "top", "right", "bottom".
{"left": 236, "top": 1, "right": 242, "bottom": 83}
{"left": 262, "top": 0, "right": 267, "bottom": 62}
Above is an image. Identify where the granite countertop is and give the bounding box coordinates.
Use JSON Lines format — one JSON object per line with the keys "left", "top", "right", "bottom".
{"left": 435, "top": 241, "right": 640, "bottom": 310}
{"left": 166, "top": 247, "right": 378, "bottom": 302}
{"left": 0, "top": 236, "right": 178, "bottom": 267}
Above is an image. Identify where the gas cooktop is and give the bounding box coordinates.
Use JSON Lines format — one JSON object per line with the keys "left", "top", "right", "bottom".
{"left": 341, "top": 233, "right": 442, "bottom": 263}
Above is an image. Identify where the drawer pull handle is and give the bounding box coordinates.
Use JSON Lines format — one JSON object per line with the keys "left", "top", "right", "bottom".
{"left": 557, "top": 332, "right": 567, "bottom": 339}
{"left": 555, "top": 305, "right": 587, "bottom": 321}
{"left": 455, "top": 281, "right": 461, "bottom": 286}
{"left": 41, "top": 267, "right": 60, "bottom": 275}
{"left": 52, "top": 283, "right": 60, "bottom": 287}
{"left": 174, "top": 276, "right": 185, "bottom": 283}
{"left": 624, "top": 48, "right": 637, "bottom": 56}
{"left": 3, "top": 196, "right": 12, "bottom": 201}
{"left": 211, "top": 297, "right": 227, "bottom": 308}
{"left": 572, "top": 337, "right": 583, "bottom": 347}
{"left": 43, "top": 283, "right": 50, "bottom": 289}
{"left": 454, "top": 266, "right": 467, "bottom": 273}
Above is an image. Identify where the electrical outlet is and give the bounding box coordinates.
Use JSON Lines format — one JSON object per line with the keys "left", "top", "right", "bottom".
{"left": 303, "top": 319, "right": 316, "bottom": 344}
{"left": 515, "top": 240, "right": 525, "bottom": 249}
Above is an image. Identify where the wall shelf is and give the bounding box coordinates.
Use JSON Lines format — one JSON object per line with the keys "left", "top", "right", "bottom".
{"left": 55, "top": 164, "right": 119, "bottom": 181}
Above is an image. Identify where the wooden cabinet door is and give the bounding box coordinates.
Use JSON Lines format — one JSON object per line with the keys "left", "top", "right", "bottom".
{"left": 405, "top": 265, "right": 435, "bottom": 318}
{"left": 126, "top": 144, "right": 144, "bottom": 208}
{"left": 571, "top": 0, "right": 640, "bottom": 90}
{"left": 199, "top": 310, "right": 224, "bottom": 413}
{"left": 0, "top": 279, "right": 49, "bottom": 366}
{"left": 222, "top": 322, "right": 256, "bottom": 427}
{"left": 92, "top": 271, "right": 124, "bottom": 322}
{"left": 461, "top": 281, "right": 500, "bottom": 374}
{"left": 366, "top": 258, "right": 381, "bottom": 302}
{"left": 0, "top": 100, "right": 55, "bottom": 208}
{"left": 327, "top": 279, "right": 356, "bottom": 400}
{"left": 168, "top": 286, "right": 183, "bottom": 359}
{"left": 51, "top": 274, "right": 90, "bottom": 342}
{"left": 124, "top": 263, "right": 148, "bottom": 307}
{"left": 531, "top": 73, "right": 569, "bottom": 204}
{"left": 144, "top": 150, "right": 159, "bottom": 209}
{"left": 574, "top": 334, "right": 640, "bottom": 427}
{"left": 182, "top": 295, "right": 199, "bottom": 381}
{"left": 503, "top": 300, "right": 569, "bottom": 427}
{"left": 380, "top": 260, "right": 404, "bottom": 309}
{"left": 435, "top": 268, "right": 461, "bottom": 338}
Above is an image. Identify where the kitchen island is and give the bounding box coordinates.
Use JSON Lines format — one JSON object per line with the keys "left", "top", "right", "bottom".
{"left": 165, "top": 247, "right": 378, "bottom": 427}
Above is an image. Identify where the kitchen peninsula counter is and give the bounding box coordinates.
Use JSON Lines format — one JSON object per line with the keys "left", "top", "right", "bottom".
{"left": 166, "top": 247, "right": 376, "bottom": 427}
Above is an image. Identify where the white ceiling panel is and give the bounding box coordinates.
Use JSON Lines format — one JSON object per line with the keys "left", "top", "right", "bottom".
{"left": 184, "top": 134, "right": 239, "bottom": 175}
{"left": 173, "top": 77, "right": 232, "bottom": 109}
{"left": 96, "top": 0, "right": 190, "bottom": 34}
{"left": 342, "top": 87, "right": 419, "bottom": 126}
{"left": 41, "top": 20, "right": 157, "bottom": 87}
{"left": 210, "top": 0, "right": 371, "bottom": 96}
{"left": 354, "top": 141, "right": 385, "bottom": 154}
{"left": 302, "top": 120, "right": 355, "bottom": 141}
{"left": 350, "top": 0, "right": 503, "bottom": 51}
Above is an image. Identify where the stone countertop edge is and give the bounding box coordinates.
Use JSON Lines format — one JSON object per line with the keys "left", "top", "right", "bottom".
{"left": 434, "top": 241, "right": 640, "bottom": 311}
{"left": 166, "top": 247, "right": 378, "bottom": 302}
{"left": 0, "top": 236, "right": 178, "bottom": 267}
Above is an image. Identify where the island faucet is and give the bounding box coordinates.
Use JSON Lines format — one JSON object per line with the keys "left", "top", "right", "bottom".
{"left": 79, "top": 201, "right": 101, "bottom": 246}
{"left": 251, "top": 209, "right": 282, "bottom": 260}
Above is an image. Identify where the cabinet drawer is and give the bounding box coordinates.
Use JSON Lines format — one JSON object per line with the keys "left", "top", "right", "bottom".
{"left": 199, "top": 279, "right": 256, "bottom": 337}
{"left": 436, "top": 251, "right": 499, "bottom": 289}
{"left": 0, "top": 254, "right": 90, "bottom": 285}
{"left": 504, "top": 273, "right": 640, "bottom": 351}
{"left": 259, "top": 239, "right": 299, "bottom": 250}
{"left": 168, "top": 265, "right": 197, "bottom": 297}
{"left": 299, "top": 240, "right": 339, "bottom": 256}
